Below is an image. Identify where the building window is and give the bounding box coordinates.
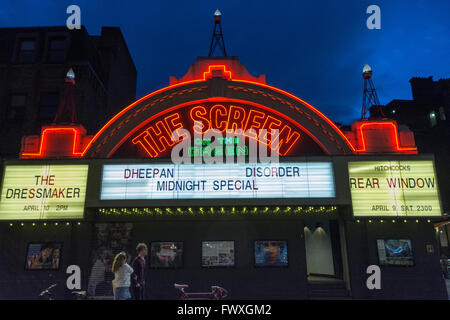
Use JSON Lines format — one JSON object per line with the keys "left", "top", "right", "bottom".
{"left": 39, "top": 92, "right": 59, "bottom": 122}
{"left": 17, "top": 39, "right": 36, "bottom": 63}
{"left": 47, "top": 37, "right": 67, "bottom": 63}
{"left": 429, "top": 111, "right": 437, "bottom": 127}
{"left": 439, "top": 107, "right": 446, "bottom": 121}
{"left": 7, "top": 94, "right": 27, "bottom": 121}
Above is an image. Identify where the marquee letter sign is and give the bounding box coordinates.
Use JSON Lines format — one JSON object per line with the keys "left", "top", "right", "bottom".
{"left": 100, "top": 162, "right": 335, "bottom": 200}
{"left": 0, "top": 165, "right": 89, "bottom": 220}
{"left": 349, "top": 160, "right": 442, "bottom": 217}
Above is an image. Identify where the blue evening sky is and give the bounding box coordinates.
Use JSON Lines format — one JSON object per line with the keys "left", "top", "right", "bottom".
{"left": 1, "top": 0, "right": 449, "bottom": 124}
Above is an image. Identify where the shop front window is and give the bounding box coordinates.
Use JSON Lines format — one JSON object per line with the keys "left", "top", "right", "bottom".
{"left": 304, "top": 220, "right": 336, "bottom": 277}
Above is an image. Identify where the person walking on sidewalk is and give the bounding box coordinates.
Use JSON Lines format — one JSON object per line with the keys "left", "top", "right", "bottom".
{"left": 131, "top": 243, "right": 148, "bottom": 300}
{"left": 112, "top": 252, "right": 134, "bottom": 300}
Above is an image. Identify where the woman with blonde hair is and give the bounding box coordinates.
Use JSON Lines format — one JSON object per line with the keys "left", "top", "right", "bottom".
{"left": 111, "top": 251, "right": 134, "bottom": 300}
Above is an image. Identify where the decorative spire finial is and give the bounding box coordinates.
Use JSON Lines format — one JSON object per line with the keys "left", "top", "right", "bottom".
{"left": 208, "top": 9, "right": 227, "bottom": 57}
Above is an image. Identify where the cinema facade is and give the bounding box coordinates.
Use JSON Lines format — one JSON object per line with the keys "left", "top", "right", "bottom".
{"left": 0, "top": 57, "right": 447, "bottom": 299}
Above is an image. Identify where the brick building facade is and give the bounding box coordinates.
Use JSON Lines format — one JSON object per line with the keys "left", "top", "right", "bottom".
{"left": 384, "top": 76, "right": 450, "bottom": 213}
{"left": 0, "top": 26, "right": 137, "bottom": 157}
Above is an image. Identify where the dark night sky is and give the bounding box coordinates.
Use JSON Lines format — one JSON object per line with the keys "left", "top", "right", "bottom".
{"left": 1, "top": 0, "right": 449, "bottom": 124}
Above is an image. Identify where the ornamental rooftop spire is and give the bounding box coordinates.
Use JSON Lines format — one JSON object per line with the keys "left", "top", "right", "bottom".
{"left": 208, "top": 9, "right": 227, "bottom": 57}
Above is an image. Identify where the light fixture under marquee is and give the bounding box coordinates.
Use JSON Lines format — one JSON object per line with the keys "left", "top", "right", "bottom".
{"left": 97, "top": 206, "right": 338, "bottom": 217}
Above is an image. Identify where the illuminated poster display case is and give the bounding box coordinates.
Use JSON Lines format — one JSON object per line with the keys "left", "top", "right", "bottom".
{"left": 25, "top": 242, "right": 63, "bottom": 271}
{"left": 150, "top": 241, "right": 184, "bottom": 269}
{"left": 376, "top": 239, "right": 414, "bottom": 267}
{"left": 254, "top": 240, "right": 289, "bottom": 267}
{"left": 201, "top": 241, "right": 235, "bottom": 267}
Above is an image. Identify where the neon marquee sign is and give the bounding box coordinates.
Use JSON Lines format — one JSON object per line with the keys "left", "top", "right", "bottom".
{"left": 18, "top": 62, "right": 417, "bottom": 160}
{"left": 115, "top": 102, "right": 324, "bottom": 158}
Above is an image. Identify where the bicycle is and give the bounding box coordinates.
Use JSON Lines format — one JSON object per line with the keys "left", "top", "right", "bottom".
{"left": 71, "top": 290, "right": 88, "bottom": 300}
{"left": 38, "top": 283, "right": 88, "bottom": 300}
{"left": 174, "top": 283, "right": 228, "bottom": 300}
{"left": 39, "top": 283, "right": 57, "bottom": 300}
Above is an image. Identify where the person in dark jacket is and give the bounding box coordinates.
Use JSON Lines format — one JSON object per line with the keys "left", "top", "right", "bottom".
{"left": 131, "top": 243, "right": 148, "bottom": 300}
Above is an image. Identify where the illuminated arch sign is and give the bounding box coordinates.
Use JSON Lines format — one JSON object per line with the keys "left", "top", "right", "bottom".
{"left": 19, "top": 62, "right": 418, "bottom": 160}
{"left": 113, "top": 101, "right": 325, "bottom": 158}
{"left": 81, "top": 66, "right": 355, "bottom": 158}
